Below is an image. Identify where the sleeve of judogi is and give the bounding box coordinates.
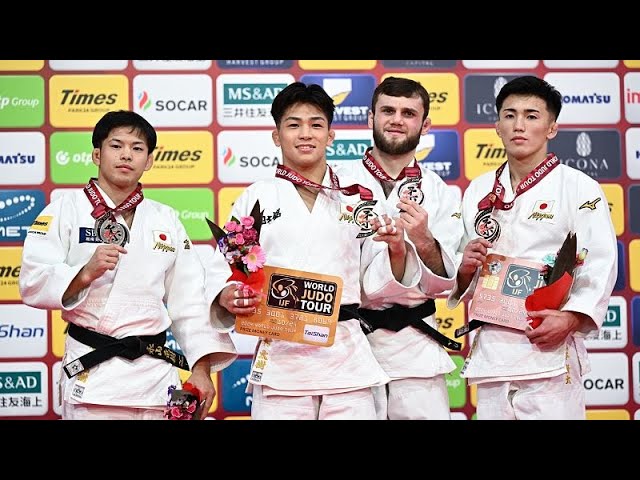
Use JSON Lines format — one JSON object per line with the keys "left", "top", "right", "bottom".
{"left": 19, "top": 195, "right": 90, "bottom": 310}
{"left": 360, "top": 233, "right": 422, "bottom": 301}
{"left": 562, "top": 176, "right": 617, "bottom": 335}
{"left": 418, "top": 172, "right": 464, "bottom": 295}
{"left": 205, "top": 188, "right": 253, "bottom": 333}
{"left": 164, "top": 209, "right": 237, "bottom": 372}
{"left": 447, "top": 180, "right": 481, "bottom": 309}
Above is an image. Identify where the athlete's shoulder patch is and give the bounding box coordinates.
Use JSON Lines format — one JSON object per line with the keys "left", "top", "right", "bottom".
{"left": 27, "top": 215, "right": 53, "bottom": 236}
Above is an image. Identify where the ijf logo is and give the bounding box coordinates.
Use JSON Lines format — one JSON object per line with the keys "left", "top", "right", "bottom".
{"left": 0, "top": 190, "right": 45, "bottom": 242}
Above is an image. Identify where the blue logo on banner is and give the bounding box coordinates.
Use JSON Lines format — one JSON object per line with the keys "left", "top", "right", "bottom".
{"left": 221, "top": 358, "right": 252, "bottom": 413}
{"left": 418, "top": 130, "right": 460, "bottom": 180}
{"left": 548, "top": 130, "right": 621, "bottom": 180}
{"left": 217, "top": 60, "right": 293, "bottom": 69}
{"left": 614, "top": 241, "right": 625, "bottom": 292}
{"left": 632, "top": 296, "right": 640, "bottom": 347}
{"left": 300, "top": 74, "right": 375, "bottom": 126}
{"left": 79, "top": 227, "right": 101, "bottom": 243}
{"left": 630, "top": 185, "right": 640, "bottom": 234}
{"left": 0, "top": 189, "right": 45, "bottom": 242}
{"left": 164, "top": 329, "right": 184, "bottom": 356}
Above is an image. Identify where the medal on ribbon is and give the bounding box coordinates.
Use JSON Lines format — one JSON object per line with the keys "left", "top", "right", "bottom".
{"left": 83, "top": 177, "right": 143, "bottom": 247}
{"left": 474, "top": 209, "right": 501, "bottom": 243}
{"left": 95, "top": 214, "right": 130, "bottom": 246}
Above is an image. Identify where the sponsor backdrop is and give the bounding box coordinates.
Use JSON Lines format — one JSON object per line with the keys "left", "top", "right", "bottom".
{"left": 0, "top": 59, "right": 638, "bottom": 420}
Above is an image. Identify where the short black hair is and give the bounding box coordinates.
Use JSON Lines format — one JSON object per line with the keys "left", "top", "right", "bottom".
{"left": 495, "top": 76, "right": 562, "bottom": 121}
{"left": 371, "top": 76, "right": 430, "bottom": 120}
{"left": 92, "top": 110, "right": 157, "bottom": 153}
{"left": 271, "top": 82, "right": 335, "bottom": 127}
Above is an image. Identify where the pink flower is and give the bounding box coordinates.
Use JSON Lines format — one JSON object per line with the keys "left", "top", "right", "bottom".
{"left": 242, "top": 228, "right": 257, "bottom": 243}
{"left": 186, "top": 402, "right": 197, "bottom": 413}
{"left": 235, "top": 233, "right": 245, "bottom": 245}
{"left": 242, "top": 245, "right": 266, "bottom": 272}
{"left": 240, "top": 216, "right": 255, "bottom": 228}
{"left": 170, "top": 406, "right": 183, "bottom": 418}
{"left": 225, "top": 221, "right": 240, "bottom": 233}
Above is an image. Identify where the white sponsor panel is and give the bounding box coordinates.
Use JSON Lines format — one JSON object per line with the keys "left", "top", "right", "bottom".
{"left": 624, "top": 72, "right": 640, "bottom": 123}
{"left": 584, "top": 296, "right": 627, "bottom": 349}
{"left": 544, "top": 72, "right": 620, "bottom": 124}
{"left": 50, "top": 188, "right": 81, "bottom": 202}
{"left": 216, "top": 73, "right": 294, "bottom": 127}
{"left": 626, "top": 128, "right": 640, "bottom": 179}
{"left": 0, "top": 132, "right": 45, "bottom": 185}
{"left": 633, "top": 352, "right": 640, "bottom": 405}
{"left": 0, "top": 361, "right": 48, "bottom": 416}
{"left": 462, "top": 60, "right": 539, "bottom": 69}
{"left": 133, "top": 74, "right": 212, "bottom": 127}
{"left": 52, "top": 361, "right": 62, "bottom": 416}
{"left": 0, "top": 304, "right": 47, "bottom": 358}
{"left": 217, "top": 130, "right": 281, "bottom": 184}
{"left": 133, "top": 60, "right": 212, "bottom": 71}
{"left": 583, "top": 352, "right": 629, "bottom": 406}
{"left": 49, "top": 60, "right": 128, "bottom": 71}
{"left": 543, "top": 60, "right": 619, "bottom": 69}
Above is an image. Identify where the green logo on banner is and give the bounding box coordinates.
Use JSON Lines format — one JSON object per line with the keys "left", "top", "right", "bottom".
{"left": 50, "top": 132, "right": 97, "bottom": 184}
{"left": 0, "top": 371, "right": 41, "bottom": 394}
{"left": 446, "top": 355, "right": 467, "bottom": 409}
{"left": 224, "top": 84, "right": 286, "bottom": 104}
{"left": 145, "top": 188, "right": 214, "bottom": 241}
{"left": 0, "top": 76, "right": 45, "bottom": 127}
{"left": 604, "top": 305, "right": 621, "bottom": 327}
{"left": 326, "top": 139, "right": 372, "bottom": 161}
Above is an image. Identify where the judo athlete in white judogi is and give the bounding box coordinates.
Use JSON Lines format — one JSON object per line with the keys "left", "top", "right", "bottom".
{"left": 19, "top": 111, "right": 237, "bottom": 420}
{"left": 336, "top": 77, "right": 464, "bottom": 420}
{"left": 210, "top": 82, "right": 423, "bottom": 420}
{"left": 448, "top": 76, "right": 617, "bottom": 420}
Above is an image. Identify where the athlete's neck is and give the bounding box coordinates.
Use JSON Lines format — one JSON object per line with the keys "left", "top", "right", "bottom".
{"left": 507, "top": 152, "right": 549, "bottom": 188}
{"left": 370, "top": 147, "right": 415, "bottom": 179}
{"left": 96, "top": 178, "right": 138, "bottom": 206}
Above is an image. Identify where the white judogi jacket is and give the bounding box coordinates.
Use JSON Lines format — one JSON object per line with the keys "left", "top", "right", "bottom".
{"left": 19, "top": 186, "right": 237, "bottom": 407}
{"left": 336, "top": 160, "right": 462, "bottom": 379}
{"left": 210, "top": 170, "right": 423, "bottom": 396}
{"left": 448, "top": 163, "right": 617, "bottom": 384}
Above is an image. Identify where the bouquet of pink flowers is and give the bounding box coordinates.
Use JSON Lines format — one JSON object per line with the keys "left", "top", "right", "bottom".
{"left": 164, "top": 382, "right": 201, "bottom": 420}
{"left": 206, "top": 200, "right": 266, "bottom": 293}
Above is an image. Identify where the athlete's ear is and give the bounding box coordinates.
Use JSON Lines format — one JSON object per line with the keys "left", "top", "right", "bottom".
{"left": 547, "top": 121, "right": 559, "bottom": 140}
{"left": 144, "top": 153, "right": 154, "bottom": 171}
{"left": 368, "top": 110, "right": 374, "bottom": 129}
{"left": 421, "top": 117, "right": 431, "bottom": 135}
{"left": 92, "top": 148, "right": 101, "bottom": 167}
{"left": 272, "top": 129, "right": 280, "bottom": 147}
{"left": 327, "top": 129, "right": 335, "bottom": 146}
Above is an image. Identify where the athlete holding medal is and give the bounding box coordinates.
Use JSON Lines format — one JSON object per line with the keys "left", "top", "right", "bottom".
{"left": 19, "top": 110, "right": 237, "bottom": 420}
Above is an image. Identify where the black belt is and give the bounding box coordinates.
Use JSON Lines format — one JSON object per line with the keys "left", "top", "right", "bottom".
{"left": 338, "top": 304, "right": 374, "bottom": 334}
{"left": 63, "top": 323, "right": 189, "bottom": 379}
{"left": 454, "top": 320, "right": 485, "bottom": 338}
{"left": 358, "top": 300, "right": 462, "bottom": 351}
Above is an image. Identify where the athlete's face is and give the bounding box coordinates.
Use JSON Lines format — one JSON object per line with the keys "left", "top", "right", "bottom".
{"left": 273, "top": 102, "right": 335, "bottom": 172}
{"left": 370, "top": 93, "right": 430, "bottom": 155}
